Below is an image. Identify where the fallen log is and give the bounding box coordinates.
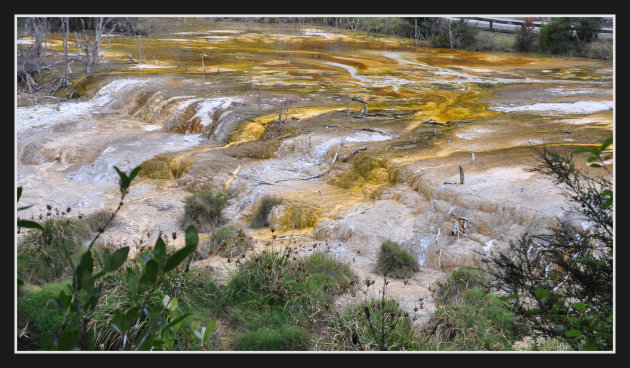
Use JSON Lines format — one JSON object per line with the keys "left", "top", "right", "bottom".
{"left": 421, "top": 119, "right": 447, "bottom": 126}
{"left": 353, "top": 145, "right": 367, "bottom": 155}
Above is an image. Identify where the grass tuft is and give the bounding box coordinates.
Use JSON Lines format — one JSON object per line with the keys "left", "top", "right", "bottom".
{"left": 182, "top": 190, "right": 234, "bottom": 231}
{"left": 204, "top": 225, "right": 253, "bottom": 258}
{"left": 437, "top": 267, "right": 491, "bottom": 305}
{"left": 233, "top": 326, "right": 311, "bottom": 351}
{"left": 218, "top": 249, "right": 356, "bottom": 350}
{"left": 421, "top": 268, "right": 520, "bottom": 351}
{"left": 18, "top": 279, "right": 78, "bottom": 342}
{"left": 250, "top": 196, "right": 283, "bottom": 228}
{"left": 318, "top": 298, "right": 421, "bottom": 351}
{"left": 376, "top": 240, "right": 419, "bottom": 278}
{"left": 17, "top": 218, "right": 92, "bottom": 284}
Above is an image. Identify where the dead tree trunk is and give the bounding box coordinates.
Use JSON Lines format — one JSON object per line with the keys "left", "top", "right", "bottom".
{"left": 77, "top": 17, "right": 115, "bottom": 78}
{"left": 138, "top": 34, "right": 143, "bottom": 64}
{"left": 61, "top": 17, "right": 71, "bottom": 87}
{"left": 459, "top": 165, "right": 464, "bottom": 184}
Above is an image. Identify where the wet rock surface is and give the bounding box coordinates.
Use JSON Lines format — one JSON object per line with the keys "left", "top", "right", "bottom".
{"left": 16, "top": 19, "right": 613, "bottom": 329}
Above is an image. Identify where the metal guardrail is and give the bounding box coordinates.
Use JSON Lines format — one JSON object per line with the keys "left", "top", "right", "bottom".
{"left": 448, "top": 17, "right": 613, "bottom": 40}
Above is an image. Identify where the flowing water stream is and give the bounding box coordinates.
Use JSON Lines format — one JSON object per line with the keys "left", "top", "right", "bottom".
{"left": 16, "top": 19, "right": 613, "bottom": 325}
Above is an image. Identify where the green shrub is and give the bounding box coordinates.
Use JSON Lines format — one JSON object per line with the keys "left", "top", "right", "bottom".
{"left": 205, "top": 225, "right": 253, "bottom": 258}
{"left": 182, "top": 190, "right": 234, "bottom": 231}
{"left": 233, "top": 326, "right": 311, "bottom": 351}
{"left": 87, "top": 265, "right": 219, "bottom": 350}
{"left": 437, "top": 267, "right": 491, "bottom": 305}
{"left": 223, "top": 249, "right": 355, "bottom": 311}
{"left": 17, "top": 219, "right": 92, "bottom": 284}
{"left": 574, "top": 17, "right": 604, "bottom": 43}
{"left": 250, "top": 196, "right": 282, "bottom": 228}
{"left": 485, "top": 140, "right": 613, "bottom": 350}
{"left": 18, "top": 279, "right": 78, "bottom": 339}
{"left": 319, "top": 298, "right": 421, "bottom": 351}
{"left": 581, "top": 39, "right": 613, "bottom": 60}
{"left": 540, "top": 18, "right": 576, "bottom": 55}
{"left": 431, "top": 18, "right": 478, "bottom": 49}
{"left": 423, "top": 287, "right": 518, "bottom": 351}
{"left": 376, "top": 240, "right": 419, "bottom": 278}
{"left": 218, "top": 249, "right": 356, "bottom": 348}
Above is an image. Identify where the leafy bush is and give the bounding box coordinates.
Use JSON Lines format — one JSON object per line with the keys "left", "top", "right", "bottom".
{"left": 574, "top": 17, "right": 604, "bottom": 43}
{"left": 376, "top": 240, "right": 419, "bottom": 278}
{"left": 540, "top": 18, "right": 576, "bottom": 55}
{"left": 17, "top": 167, "right": 216, "bottom": 351}
{"left": 88, "top": 265, "right": 218, "bottom": 350}
{"left": 250, "top": 196, "right": 282, "bottom": 228}
{"left": 182, "top": 190, "right": 234, "bottom": 231}
{"left": 485, "top": 139, "right": 613, "bottom": 350}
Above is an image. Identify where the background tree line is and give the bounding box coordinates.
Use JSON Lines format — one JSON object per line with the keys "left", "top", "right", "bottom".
{"left": 17, "top": 17, "right": 147, "bottom": 95}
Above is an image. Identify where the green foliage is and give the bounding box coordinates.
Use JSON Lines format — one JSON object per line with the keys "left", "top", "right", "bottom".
{"left": 18, "top": 218, "right": 92, "bottom": 284}
{"left": 233, "top": 326, "right": 311, "bottom": 351}
{"left": 217, "top": 249, "right": 356, "bottom": 350}
{"left": 250, "top": 196, "right": 283, "bottom": 228}
{"left": 88, "top": 265, "right": 217, "bottom": 350}
{"left": 204, "top": 225, "right": 253, "bottom": 258}
{"left": 182, "top": 190, "right": 234, "bottom": 231}
{"left": 432, "top": 18, "right": 479, "bottom": 49}
{"left": 538, "top": 17, "right": 607, "bottom": 56}
{"left": 17, "top": 167, "right": 215, "bottom": 351}
{"left": 574, "top": 18, "right": 604, "bottom": 43}
{"left": 485, "top": 139, "right": 613, "bottom": 350}
{"left": 514, "top": 19, "right": 537, "bottom": 52}
{"left": 437, "top": 268, "right": 491, "bottom": 306}
{"left": 18, "top": 280, "right": 78, "bottom": 339}
{"left": 540, "top": 18, "right": 576, "bottom": 55}
{"left": 114, "top": 166, "right": 141, "bottom": 194}
{"left": 423, "top": 287, "right": 519, "bottom": 350}
{"left": 320, "top": 298, "right": 421, "bottom": 351}
{"left": 377, "top": 240, "right": 419, "bottom": 278}
{"left": 223, "top": 249, "right": 355, "bottom": 311}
